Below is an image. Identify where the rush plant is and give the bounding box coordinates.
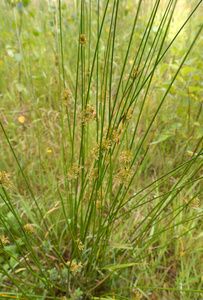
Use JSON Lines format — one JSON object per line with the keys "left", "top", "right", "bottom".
{"left": 0, "top": 0, "right": 202, "bottom": 299}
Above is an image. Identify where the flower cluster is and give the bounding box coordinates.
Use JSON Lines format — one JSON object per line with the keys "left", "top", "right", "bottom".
{"left": 119, "top": 150, "right": 133, "bottom": 165}
{"left": 108, "top": 129, "right": 119, "bottom": 143}
{"left": 104, "top": 154, "right": 111, "bottom": 165}
{"left": 24, "top": 224, "right": 34, "bottom": 233}
{"left": 79, "top": 104, "right": 97, "bottom": 125}
{"left": 79, "top": 34, "right": 87, "bottom": 45}
{"left": 91, "top": 138, "right": 111, "bottom": 159}
{"left": 130, "top": 66, "right": 139, "bottom": 80}
{"left": 67, "top": 164, "right": 81, "bottom": 180}
{"left": 0, "top": 235, "right": 10, "bottom": 246}
{"left": 125, "top": 108, "right": 133, "bottom": 121}
{"left": 86, "top": 65, "right": 91, "bottom": 77}
{"left": 75, "top": 239, "right": 84, "bottom": 251}
{"left": 99, "top": 89, "right": 109, "bottom": 103}
{"left": 115, "top": 167, "right": 132, "bottom": 187}
{"left": 91, "top": 130, "right": 118, "bottom": 160}
{"left": 134, "top": 290, "right": 142, "bottom": 300}
{"left": 185, "top": 197, "right": 200, "bottom": 208}
{"left": 89, "top": 168, "right": 98, "bottom": 181}
{"left": 66, "top": 259, "right": 82, "bottom": 275}
{"left": 60, "top": 89, "right": 72, "bottom": 107}
{"left": 0, "top": 171, "right": 13, "bottom": 189}
{"left": 96, "top": 187, "right": 102, "bottom": 209}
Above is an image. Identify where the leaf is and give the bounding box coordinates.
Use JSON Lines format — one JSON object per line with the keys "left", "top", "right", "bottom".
{"left": 102, "top": 262, "right": 139, "bottom": 270}
{"left": 159, "top": 63, "right": 168, "bottom": 74}
{"left": 189, "top": 86, "right": 203, "bottom": 93}
{"left": 181, "top": 67, "right": 196, "bottom": 77}
{"left": 15, "top": 83, "right": 25, "bottom": 92}
{"left": 14, "top": 53, "right": 22, "bottom": 62}
{"left": 193, "top": 74, "right": 200, "bottom": 81}
{"left": 160, "top": 83, "right": 175, "bottom": 94}
{"left": 176, "top": 75, "right": 185, "bottom": 83}
{"left": 150, "top": 133, "right": 173, "bottom": 145}
{"left": 33, "top": 27, "right": 42, "bottom": 36}
{"left": 110, "top": 244, "right": 133, "bottom": 250}
{"left": 7, "top": 49, "right": 14, "bottom": 58}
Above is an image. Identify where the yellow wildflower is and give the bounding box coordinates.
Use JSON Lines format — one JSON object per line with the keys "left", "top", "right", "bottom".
{"left": 18, "top": 116, "right": 25, "bottom": 124}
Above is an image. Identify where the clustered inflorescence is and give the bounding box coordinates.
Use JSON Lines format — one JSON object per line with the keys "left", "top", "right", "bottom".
{"left": 60, "top": 88, "right": 72, "bottom": 107}
{"left": 0, "top": 171, "right": 13, "bottom": 189}
{"left": 0, "top": 235, "right": 10, "bottom": 246}
{"left": 119, "top": 150, "right": 133, "bottom": 165}
{"left": 24, "top": 224, "right": 35, "bottom": 233}
{"left": 67, "top": 164, "right": 81, "bottom": 180}
{"left": 185, "top": 197, "right": 200, "bottom": 208}
{"left": 89, "top": 167, "right": 98, "bottom": 181}
{"left": 66, "top": 259, "right": 82, "bottom": 275}
{"left": 99, "top": 89, "right": 109, "bottom": 103}
{"left": 79, "top": 34, "right": 87, "bottom": 45}
{"left": 134, "top": 290, "right": 142, "bottom": 300}
{"left": 79, "top": 104, "right": 97, "bottom": 125}
{"left": 91, "top": 130, "right": 118, "bottom": 160}
{"left": 75, "top": 239, "right": 84, "bottom": 251}
{"left": 115, "top": 167, "right": 133, "bottom": 187}
{"left": 130, "top": 66, "right": 139, "bottom": 80}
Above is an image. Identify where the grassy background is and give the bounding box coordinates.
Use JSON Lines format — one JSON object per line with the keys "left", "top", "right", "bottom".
{"left": 0, "top": 0, "right": 202, "bottom": 299}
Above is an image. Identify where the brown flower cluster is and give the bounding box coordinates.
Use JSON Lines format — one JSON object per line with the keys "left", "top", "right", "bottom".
{"left": 67, "top": 164, "right": 81, "bottom": 180}
{"left": 79, "top": 104, "right": 97, "bottom": 125}
{"left": 0, "top": 171, "right": 13, "bottom": 189}
{"left": 89, "top": 168, "right": 98, "bottom": 181}
{"left": 79, "top": 34, "right": 87, "bottom": 45}
{"left": 60, "top": 89, "right": 72, "bottom": 107}
{"left": 66, "top": 259, "right": 82, "bottom": 275}
{"left": 115, "top": 167, "right": 133, "bottom": 187}
{"left": 91, "top": 130, "right": 118, "bottom": 160}
{"left": 185, "top": 197, "right": 200, "bottom": 208}
{"left": 119, "top": 150, "right": 133, "bottom": 165}
{"left": 0, "top": 235, "right": 10, "bottom": 246}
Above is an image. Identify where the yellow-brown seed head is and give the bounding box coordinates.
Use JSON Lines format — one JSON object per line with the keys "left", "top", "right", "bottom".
{"left": 0, "top": 171, "right": 13, "bottom": 189}
{"left": 79, "top": 34, "right": 87, "bottom": 45}
{"left": 0, "top": 235, "right": 10, "bottom": 246}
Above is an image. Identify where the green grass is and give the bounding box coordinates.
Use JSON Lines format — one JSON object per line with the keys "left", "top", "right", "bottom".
{"left": 0, "top": 0, "right": 202, "bottom": 299}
